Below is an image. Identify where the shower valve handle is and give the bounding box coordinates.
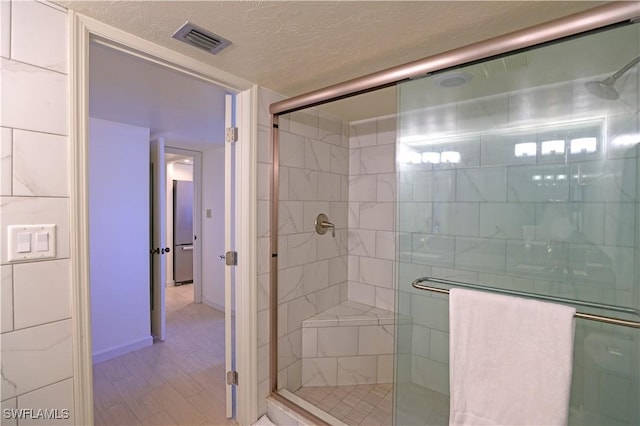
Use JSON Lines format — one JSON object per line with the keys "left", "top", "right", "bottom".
{"left": 315, "top": 213, "right": 335, "bottom": 238}
{"left": 321, "top": 221, "right": 336, "bottom": 238}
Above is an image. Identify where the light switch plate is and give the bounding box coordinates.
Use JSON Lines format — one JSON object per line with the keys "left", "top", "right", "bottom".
{"left": 17, "top": 232, "right": 31, "bottom": 253}
{"left": 7, "top": 224, "right": 56, "bottom": 262}
{"left": 35, "top": 231, "right": 49, "bottom": 252}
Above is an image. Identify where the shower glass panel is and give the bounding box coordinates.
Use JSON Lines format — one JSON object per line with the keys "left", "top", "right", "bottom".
{"left": 274, "top": 97, "right": 396, "bottom": 424}
{"left": 273, "top": 108, "right": 353, "bottom": 416}
{"left": 395, "top": 22, "right": 639, "bottom": 425}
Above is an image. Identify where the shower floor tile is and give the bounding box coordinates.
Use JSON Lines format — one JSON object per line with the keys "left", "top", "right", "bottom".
{"left": 294, "top": 383, "right": 393, "bottom": 426}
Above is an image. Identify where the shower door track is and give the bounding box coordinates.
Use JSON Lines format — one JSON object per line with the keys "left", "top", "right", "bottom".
{"left": 413, "top": 277, "right": 640, "bottom": 329}
{"left": 269, "top": 2, "right": 640, "bottom": 116}
{"left": 267, "top": 0, "right": 640, "bottom": 417}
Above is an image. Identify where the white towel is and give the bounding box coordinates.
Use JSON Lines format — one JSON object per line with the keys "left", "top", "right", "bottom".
{"left": 449, "top": 288, "right": 576, "bottom": 426}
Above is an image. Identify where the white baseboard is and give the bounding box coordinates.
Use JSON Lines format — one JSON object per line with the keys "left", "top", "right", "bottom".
{"left": 92, "top": 335, "right": 153, "bottom": 364}
{"left": 202, "top": 296, "right": 235, "bottom": 314}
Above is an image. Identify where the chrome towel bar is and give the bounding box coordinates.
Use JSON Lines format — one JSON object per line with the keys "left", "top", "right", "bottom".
{"left": 412, "top": 277, "right": 640, "bottom": 329}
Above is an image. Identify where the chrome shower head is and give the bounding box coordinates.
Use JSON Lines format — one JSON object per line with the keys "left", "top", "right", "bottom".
{"left": 584, "top": 56, "right": 640, "bottom": 100}
{"left": 584, "top": 77, "right": 619, "bottom": 100}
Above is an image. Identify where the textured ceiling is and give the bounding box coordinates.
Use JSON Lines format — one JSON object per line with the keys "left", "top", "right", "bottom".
{"left": 57, "top": 1, "right": 609, "bottom": 121}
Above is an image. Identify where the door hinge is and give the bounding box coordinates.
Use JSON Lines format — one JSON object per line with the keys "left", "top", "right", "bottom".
{"left": 225, "top": 127, "right": 238, "bottom": 143}
{"left": 226, "top": 370, "right": 238, "bottom": 385}
{"left": 225, "top": 250, "right": 238, "bottom": 266}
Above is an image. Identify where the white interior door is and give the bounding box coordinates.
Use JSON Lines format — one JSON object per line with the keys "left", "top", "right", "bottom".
{"left": 224, "top": 94, "right": 236, "bottom": 419}
{"left": 150, "top": 137, "right": 167, "bottom": 341}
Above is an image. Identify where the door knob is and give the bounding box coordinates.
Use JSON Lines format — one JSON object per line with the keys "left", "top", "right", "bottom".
{"left": 151, "top": 247, "right": 171, "bottom": 255}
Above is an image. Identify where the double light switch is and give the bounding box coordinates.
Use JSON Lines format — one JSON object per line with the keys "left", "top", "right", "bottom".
{"left": 7, "top": 224, "right": 56, "bottom": 262}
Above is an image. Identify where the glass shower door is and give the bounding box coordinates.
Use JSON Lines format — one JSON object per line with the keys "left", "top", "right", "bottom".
{"left": 395, "top": 21, "right": 639, "bottom": 425}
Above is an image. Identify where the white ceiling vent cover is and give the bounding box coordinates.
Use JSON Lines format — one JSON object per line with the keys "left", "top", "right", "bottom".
{"left": 172, "top": 22, "right": 232, "bottom": 55}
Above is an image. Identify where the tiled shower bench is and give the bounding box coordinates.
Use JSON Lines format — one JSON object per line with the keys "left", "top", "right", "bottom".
{"left": 301, "top": 301, "right": 409, "bottom": 387}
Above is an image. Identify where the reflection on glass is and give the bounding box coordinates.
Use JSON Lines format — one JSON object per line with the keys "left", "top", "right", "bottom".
{"left": 541, "top": 139, "right": 566, "bottom": 155}
{"left": 570, "top": 137, "right": 597, "bottom": 154}
{"left": 440, "top": 151, "right": 461, "bottom": 164}
{"left": 611, "top": 133, "right": 640, "bottom": 148}
{"left": 515, "top": 142, "right": 537, "bottom": 157}
{"left": 396, "top": 21, "right": 639, "bottom": 426}
{"left": 422, "top": 151, "right": 441, "bottom": 164}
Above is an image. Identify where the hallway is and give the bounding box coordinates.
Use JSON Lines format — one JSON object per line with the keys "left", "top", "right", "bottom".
{"left": 93, "top": 285, "right": 233, "bottom": 425}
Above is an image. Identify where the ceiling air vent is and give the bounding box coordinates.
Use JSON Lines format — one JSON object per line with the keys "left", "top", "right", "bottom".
{"left": 172, "top": 22, "right": 232, "bottom": 55}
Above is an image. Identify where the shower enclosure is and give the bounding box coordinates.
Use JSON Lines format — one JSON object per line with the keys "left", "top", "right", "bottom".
{"left": 395, "top": 21, "right": 640, "bottom": 426}
{"left": 267, "top": 3, "right": 640, "bottom": 425}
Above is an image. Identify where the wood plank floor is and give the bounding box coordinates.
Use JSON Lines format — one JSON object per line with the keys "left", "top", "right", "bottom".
{"left": 93, "top": 284, "right": 235, "bottom": 425}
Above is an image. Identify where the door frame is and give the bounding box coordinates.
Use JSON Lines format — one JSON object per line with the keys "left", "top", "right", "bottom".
{"left": 150, "top": 137, "right": 167, "bottom": 342}
{"left": 164, "top": 146, "right": 203, "bottom": 304}
{"left": 69, "top": 11, "right": 258, "bottom": 425}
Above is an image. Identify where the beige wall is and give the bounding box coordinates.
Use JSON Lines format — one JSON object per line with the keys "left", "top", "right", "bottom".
{"left": 1, "top": 0, "right": 74, "bottom": 423}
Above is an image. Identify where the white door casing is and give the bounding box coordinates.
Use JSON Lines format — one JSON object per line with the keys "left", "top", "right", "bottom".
{"left": 70, "top": 11, "right": 258, "bottom": 426}
{"left": 224, "top": 94, "right": 235, "bottom": 418}
{"left": 234, "top": 86, "right": 260, "bottom": 425}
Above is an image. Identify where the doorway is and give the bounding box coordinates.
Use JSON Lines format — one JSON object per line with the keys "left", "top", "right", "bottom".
{"left": 165, "top": 150, "right": 197, "bottom": 302}
{"left": 166, "top": 153, "right": 196, "bottom": 288}
{"left": 87, "top": 40, "right": 234, "bottom": 423}
{"left": 71, "top": 12, "right": 258, "bottom": 424}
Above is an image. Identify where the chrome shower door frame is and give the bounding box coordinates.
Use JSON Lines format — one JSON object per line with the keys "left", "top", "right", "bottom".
{"left": 268, "top": 1, "right": 640, "bottom": 421}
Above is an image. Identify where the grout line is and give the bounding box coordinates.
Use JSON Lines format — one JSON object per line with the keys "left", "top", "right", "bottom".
{"left": 295, "top": 384, "right": 393, "bottom": 425}
{"left": 5, "top": 125, "right": 68, "bottom": 139}
{"left": 11, "top": 263, "right": 15, "bottom": 334}
{"left": 9, "top": 127, "right": 13, "bottom": 196}
{"left": 36, "top": 0, "right": 68, "bottom": 14}
{"left": 7, "top": 0, "right": 10, "bottom": 60}
{"left": 8, "top": 376, "right": 73, "bottom": 403}
{"left": 0, "top": 194, "right": 69, "bottom": 200}
{"left": 2, "top": 56, "right": 68, "bottom": 77}
{"left": 8, "top": 316, "right": 71, "bottom": 334}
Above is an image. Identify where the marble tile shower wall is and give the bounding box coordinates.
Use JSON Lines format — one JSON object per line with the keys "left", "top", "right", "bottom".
{"left": 0, "top": 0, "right": 75, "bottom": 422}
{"left": 397, "top": 73, "right": 640, "bottom": 415}
{"left": 256, "top": 88, "right": 350, "bottom": 405}
{"left": 277, "top": 109, "right": 350, "bottom": 392}
{"left": 348, "top": 117, "right": 397, "bottom": 312}
{"left": 398, "top": 76, "right": 639, "bottom": 302}
{"left": 256, "top": 88, "right": 275, "bottom": 415}
{"left": 260, "top": 72, "right": 638, "bottom": 419}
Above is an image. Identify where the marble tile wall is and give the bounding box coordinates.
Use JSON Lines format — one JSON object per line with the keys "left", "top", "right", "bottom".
{"left": 348, "top": 116, "right": 397, "bottom": 312}
{"left": 256, "top": 88, "right": 350, "bottom": 407}
{"left": 398, "top": 73, "right": 639, "bottom": 301}
{"left": 300, "top": 305, "right": 394, "bottom": 387}
{"left": 0, "top": 0, "right": 74, "bottom": 420}
{"left": 256, "top": 88, "right": 277, "bottom": 415}
{"left": 396, "top": 64, "right": 639, "bottom": 423}
{"left": 276, "top": 107, "right": 350, "bottom": 393}
{"left": 261, "top": 37, "right": 639, "bottom": 425}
